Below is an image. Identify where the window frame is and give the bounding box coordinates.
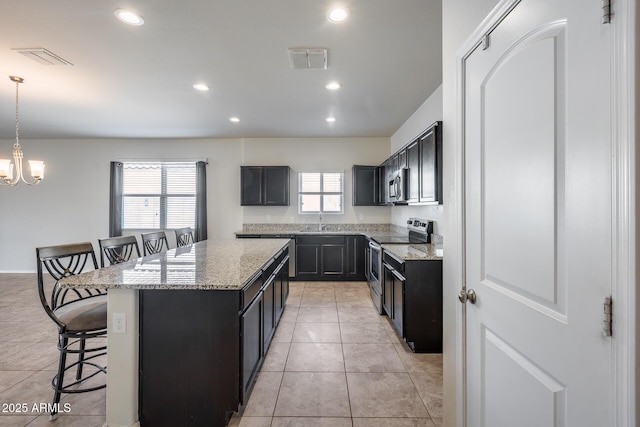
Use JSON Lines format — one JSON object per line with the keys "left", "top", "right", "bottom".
{"left": 121, "top": 161, "right": 197, "bottom": 232}
{"left": 297, "top": 170, "right": 345, "bottom": 214}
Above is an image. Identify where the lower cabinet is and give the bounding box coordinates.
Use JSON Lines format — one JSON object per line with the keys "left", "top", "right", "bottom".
{"left": 382, "top": 262, "right": 405, "bottom": 335}
{"left": 262, "top": 252, "right": 289, "bottom": 352}
{"left": 295, "top": 235, "right": 365, "bottom": 281}
{"left": 241, "top": 288, "right": 263, "bottom": 402}
{"left": 139, "top": 246, "right": 290, "bottom": 427}
{"left": 382, "top": 265, "right": 393, "bottom": 319}
{"left": 382, "top": 249, "right": 442, "bottom": 353}
{"left": 262, "top": 274, "right": 276, "bottom": 351}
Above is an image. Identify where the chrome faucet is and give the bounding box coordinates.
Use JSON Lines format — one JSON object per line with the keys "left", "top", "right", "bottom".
{"left": 318, "top": 211, "right": 323, "bottom": 231}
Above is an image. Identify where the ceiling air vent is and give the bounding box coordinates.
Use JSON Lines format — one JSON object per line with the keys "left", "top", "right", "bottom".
{"left": 12, "top": 48, "right": 73, "bottom": 66}
{"left": 288, "top": 48, "right": 327, "bottom": 70}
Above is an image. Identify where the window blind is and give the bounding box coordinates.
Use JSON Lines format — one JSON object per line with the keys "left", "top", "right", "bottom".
{"left": 122, "top": 162, "right": 196, "bottom": 230}
{"left": 298, "top": 171, "right": 344, "bottom": 214}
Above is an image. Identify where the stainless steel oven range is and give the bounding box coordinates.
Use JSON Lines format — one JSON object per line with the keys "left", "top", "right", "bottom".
{"left": 367, "top": 218, "right": 433, "bottom": 314}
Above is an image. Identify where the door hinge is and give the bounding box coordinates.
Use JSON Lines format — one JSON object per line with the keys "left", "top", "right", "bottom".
{"left": 602, "top": 296, "right": 613, "bottom": 337}
{"left": 602, "top": 0, "right": 612, "bottom": 24}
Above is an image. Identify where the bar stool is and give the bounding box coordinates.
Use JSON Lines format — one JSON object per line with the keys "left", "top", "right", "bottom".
{"left": 98, "top": 235, "right": 141, "bottom": 268}
{"left": 175, "top": 227, "right": 194, "bottom": 247}
{"left": 36, "top": 242, "right": 107, "bottom": 420}
{"left": 141, "top": 231, "right": 168, "bottom": 256}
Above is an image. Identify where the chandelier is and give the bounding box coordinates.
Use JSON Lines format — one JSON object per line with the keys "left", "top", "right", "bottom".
{"left": 0, "top": 76, "right": 44, "bottom": 186}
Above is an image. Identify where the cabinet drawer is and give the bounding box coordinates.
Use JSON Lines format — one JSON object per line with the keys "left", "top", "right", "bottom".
{"left": 296, "top": 235, "right": 345, "bottom": 245}
{"left": 241, "top": 271, "right": 263, "bottom": 311}
{"left": 383, "top": 250, "right": 405, "bottom": 274}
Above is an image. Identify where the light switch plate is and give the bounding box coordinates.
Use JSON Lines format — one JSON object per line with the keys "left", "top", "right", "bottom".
{"left": 113, "top": 312, "right": 126, "bottom": 334}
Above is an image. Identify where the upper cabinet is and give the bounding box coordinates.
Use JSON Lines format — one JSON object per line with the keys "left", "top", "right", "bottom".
{"left": 418, "top": 122, "right": 443, "bottom": 204}
{"left": 241, "top": 166, "right": 290, "bottom": 206}
{"left": 350, "top": 121, "right": 442, "bottom": 207}
{"left": 406, "top": 139, "right": 420, "bottom": 203}
{"left": 352, "top": 165, "right": 380, "bottom": 206}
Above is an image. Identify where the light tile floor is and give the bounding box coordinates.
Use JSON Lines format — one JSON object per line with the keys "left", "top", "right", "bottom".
{"left": 0, "top": 275, "right": 443, "bottom": 427}
{"left": 231, "top": 281, "right": 443, "bottom": 427}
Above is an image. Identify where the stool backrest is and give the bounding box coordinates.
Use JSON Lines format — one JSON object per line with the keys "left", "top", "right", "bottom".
{"left": 175, "top": 227, "right": 194, "bottom": 247}
{"left": 36, "top": 242, "right": 102, "bottom": 328}
{"left": 99, "top": 235, "right": 141, "bottom": 268}
{"left": 141, "top": 231, "right": 168, "bottom": 256}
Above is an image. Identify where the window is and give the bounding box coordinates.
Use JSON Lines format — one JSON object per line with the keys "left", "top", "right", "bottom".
{"left": 122, "top": 162, "right": 196, "bottom": 230}
{"left": 109, "top": 161, "right": 207, "bottom": 241}
{"left": 298, "top": 171, "right": 344, "bottom": 214}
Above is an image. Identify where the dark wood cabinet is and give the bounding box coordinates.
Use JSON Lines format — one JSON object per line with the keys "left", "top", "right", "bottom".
{"left": 398, "top": 150, "right": 407, "bottom": 169}
{"left": 241, "top": 166, "right": 290, "bottom": 206}
{"left": 262, "top": 273, "right": 276, "bottom": 351}
{"left": 352, "top": 165, "right": 380, "bottom": 206}
{"left": 241, "top": 166, "right": 264, "bottom": 205}
{"left": 419, "top": 123, "right": 443, "bottom": 204}
{"left": 295, "top": 235, "right": 364, "bottom": 281}
{"left": 296, "top": 241, "right": 320, "bottom": 277}
{"left": 296, "top": 235, "right": 344, "bottom": 279}
{"left": 359, "top": 120, "right": 442, "bottom": 207}
{"left": 406, "top": 140, "right": 420, "bottom": 203}
{"left": 241, "top": 286, "right": 263, "bottom": 403}
{"left": 391, "top": 268, "right": 405, "bottom": 334}
{"left": 265, "top": 166, "right": 290, "bottom": 205}
{"left": 321, "top": 243, "right": 345, "bottom": 276}
{"left": 274, "top": 255, "right": 289, "bottom": 323}
{"left": 346, "top": 235, "right": 365, "bottom": 280}
{"left": 139, "top": 245, "right": 289, "bottom": 426}
{"left": 383, "top": 158, "right": 395, "bottom": 205}
{"left": 382, "top": 265, "right": 393, "bottom": 318}
{"left": 139, "top": 289, "right": 241, "bottom": 426}
{"left": 382, "top": 249, "right": 442, "bottom": 353}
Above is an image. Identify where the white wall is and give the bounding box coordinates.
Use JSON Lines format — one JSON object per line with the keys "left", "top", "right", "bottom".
{"left": 0, "top": 136, "right": 391, "bottom": 272}
{"left": 242, "top": 137, "right": 391, "bottom": 225}
{"left": 0, "top": 138, "right": 243, "bottom": 272}
{"left": 389, "top": 85, "right": 444, "bottom": 234}
{"left": 440, "top": 1, "right": 502, "bottom": 426}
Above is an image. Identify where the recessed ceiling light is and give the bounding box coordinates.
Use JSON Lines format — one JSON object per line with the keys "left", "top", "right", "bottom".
{"left": 325, "top": 81, "right": 341, "bottom": 90}
{"left": 326, "top": 117, "right": 336, "bottom": 123}
{"left": 327, "top": 7, "right": 349, "bottom": 23}
{"left": 114, "top": 9, "right": 144, "bottom": 26}
{"left": 229, "top": 117, "right": 240, "bottom": 123}
{"left": 193, "top": 83, "right": 210, "bottom": 91}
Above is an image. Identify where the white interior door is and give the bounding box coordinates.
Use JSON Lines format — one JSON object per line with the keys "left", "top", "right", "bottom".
{"left": 463, "top": 0, "right": 612, "bottom": 426}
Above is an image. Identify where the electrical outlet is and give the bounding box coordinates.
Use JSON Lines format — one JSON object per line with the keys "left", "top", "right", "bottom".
{"left": 290, "top": 216, "right": 295, "bottom": 223}
{"left": 113, "top": 312, "right": 126, "bottom": 334}
{"left": 267, "top": 214, "right": 272, "bottom": 221}
{"left": 359, "top": 214, "right": 365, "bottom": 221}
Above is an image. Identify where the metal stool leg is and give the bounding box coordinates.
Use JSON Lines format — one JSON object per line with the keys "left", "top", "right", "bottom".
{"left": 50, "top": 334, "right": 68, "bottom": 420}
{"left": 76, "top": 335, "right": 86, "bottom": 380}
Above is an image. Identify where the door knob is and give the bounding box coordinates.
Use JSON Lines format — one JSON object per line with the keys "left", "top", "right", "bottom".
{"left": 458, "top": 289, "right": 477, "bottom": 304}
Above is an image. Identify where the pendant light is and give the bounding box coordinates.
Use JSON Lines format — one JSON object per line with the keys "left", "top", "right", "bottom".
{"left": 0, "top": 76, "right": 44, "bottom": 186}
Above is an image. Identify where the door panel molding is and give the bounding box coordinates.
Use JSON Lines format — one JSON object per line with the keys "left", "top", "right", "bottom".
{"left": 481, "top": 326, "right": 567, "bottom": 427}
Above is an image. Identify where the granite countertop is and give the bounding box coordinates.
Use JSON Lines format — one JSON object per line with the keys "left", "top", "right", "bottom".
{"left": 236, "top": 229, "right": 357, "bottom": 236}
{"left": 236, "top": 223, "right": 400, "bottom": 237}
{"left": 59, "top": 239, "right": 290, "bottom": 291}
{"left": 382, "top": 243, "right": 443, "bottom": 261}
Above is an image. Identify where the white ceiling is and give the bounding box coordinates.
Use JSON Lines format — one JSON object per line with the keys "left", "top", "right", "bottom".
{"left": 0, "top": 0, "right": 442, "bottom": 140}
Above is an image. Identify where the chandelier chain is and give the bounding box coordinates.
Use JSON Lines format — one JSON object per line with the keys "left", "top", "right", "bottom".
{"left": 14, "top": 78, "right": 20, "bottom": 151}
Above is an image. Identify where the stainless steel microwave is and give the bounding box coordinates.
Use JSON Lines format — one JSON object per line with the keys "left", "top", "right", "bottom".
{"left": 389, "top": 168, "right": 408, "bottom": 203}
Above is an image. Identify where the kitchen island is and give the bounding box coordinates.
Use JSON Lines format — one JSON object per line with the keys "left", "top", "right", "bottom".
{"left": 60, "top": 238, "right": 290, "bottom": 427}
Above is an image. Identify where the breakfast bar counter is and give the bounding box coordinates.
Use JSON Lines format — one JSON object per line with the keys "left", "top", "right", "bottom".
{"left": 60, "top": 238, "right": 291, "bottom": 427}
